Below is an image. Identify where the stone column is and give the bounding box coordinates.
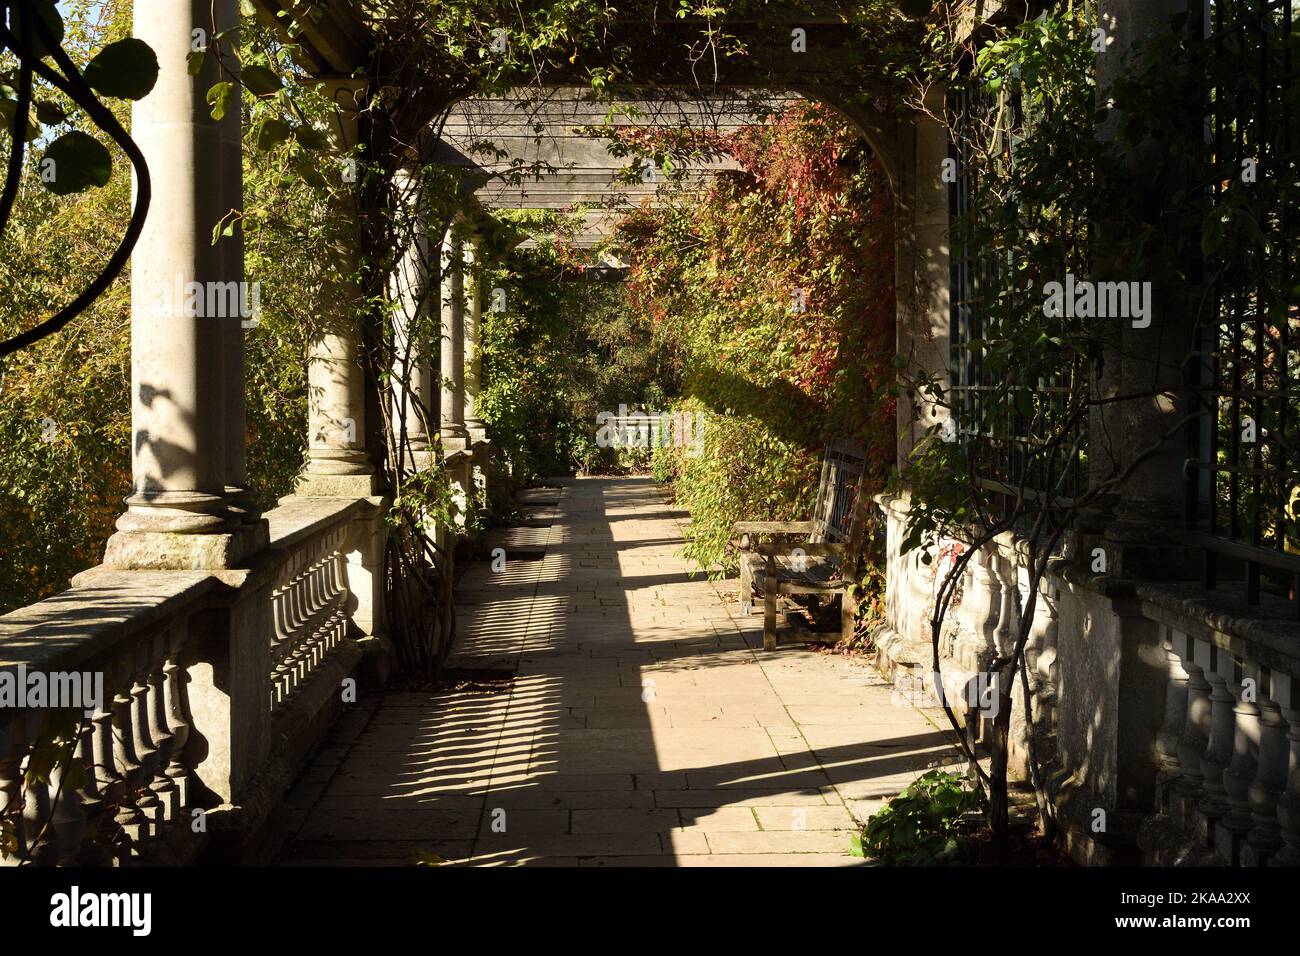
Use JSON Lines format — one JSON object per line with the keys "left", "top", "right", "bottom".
{"left": 298, "top": 78, "right": 378, "bottom": 496}
{"left": 215, "top": 0, "right": 257, "bottom": 524}
{"left": 896, "top": 86, "right": 952, "bottom": 465}
{"left": 1096, "top": 0, "right": 1196, "bottom": 561}
{"left": 105, "top": 0, "right": 257, "bottom": 570}
{"left": 390, "top": 169, "right": 435, "bottom": 468}
{"left": 463, "top": 237, "right": 487, "bottom": 443}
{"left": 439, "top": 231, "right": 470, "bottom": 453}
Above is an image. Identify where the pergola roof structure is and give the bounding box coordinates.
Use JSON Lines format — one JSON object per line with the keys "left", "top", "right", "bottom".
{"left": 434, "top": 89, "right": 802, "bottom": 250}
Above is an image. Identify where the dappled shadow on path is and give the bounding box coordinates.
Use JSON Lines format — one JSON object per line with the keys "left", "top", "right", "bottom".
{"left": 277, "top": 477, "right": 960, "bottom": 867}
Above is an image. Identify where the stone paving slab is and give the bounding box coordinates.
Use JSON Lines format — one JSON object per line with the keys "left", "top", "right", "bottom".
{"left": 279, "top": 476, "right": 961, "bottom": 867}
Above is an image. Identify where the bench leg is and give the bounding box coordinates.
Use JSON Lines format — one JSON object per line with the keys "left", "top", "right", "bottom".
{"left": 738, "top": 557, "right": 752, "bottom": 616}
{"left": 763, "top": 563, "right": 778, "bottom": 651}
{"left": 840, "top": 589, "right": 856, "bottom": 644}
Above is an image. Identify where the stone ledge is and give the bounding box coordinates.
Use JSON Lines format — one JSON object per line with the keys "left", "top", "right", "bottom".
{"left": 1135, "top": 580, "right": 1300, "bottom": 675}
{"left": 293, "top": 472, "right": 382, "bottom": 498}
{"left": 266, "top": 494, "right": 383, "bottom": 551}
{"left": 0, "top": 571, "right": 221, "bottom": 671}
{"left": 870, "top": 620, "right": 931, "bottom": 682}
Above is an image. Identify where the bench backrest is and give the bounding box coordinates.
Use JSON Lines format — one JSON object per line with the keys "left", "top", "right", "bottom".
{"left": 810, "top": 439, "right": 873, "bottom": 577}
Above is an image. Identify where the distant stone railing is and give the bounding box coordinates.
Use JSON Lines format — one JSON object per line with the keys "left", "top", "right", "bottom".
{"left": 0, "top": 493, "right": 385, "bottom": 866}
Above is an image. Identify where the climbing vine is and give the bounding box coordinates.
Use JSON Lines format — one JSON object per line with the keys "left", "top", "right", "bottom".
{"left": 615, "top": 101, "right": 896, "bottom": 639}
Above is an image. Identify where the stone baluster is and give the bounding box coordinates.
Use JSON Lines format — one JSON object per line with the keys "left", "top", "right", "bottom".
{"left": 90, "top": 689, "right": 128, "bottom": 858}
{"left": 328, "top": 552, "right": 347, "bottom": 652}
{"left": 1244, "top": 669, "right": 1288, "bottom": 865}
{"left": 162, "top": 628, "right": 194, "bottom": 809}
{"left": 1173, "top": 637, "right": 1212, "bottom": 829}
{"left": 310, "top": 557, "right": 331, "bottom": 663}
{"left": 955, "top": 547, "right": 1000, "bottom": 674}
{"left": 1030, "top": 584, "right": 1060, "bottom": 758}
{"left": 1155, "top": 627, "right": 1190, "bottom": 810}
{"left": 128, "top": 657, "right": 161, "bottom": 828}
{"left": 111, "top": 675, "right": 150, "bottom": 848}
{"left": 0, "top": 717, "right": 25, "bottom": 865}
{"left": 1198, "top": 645, "right": 1236, "bottom": 849}
{"left": 1269, "top": 673, "right": 1300, "bottom": 866}
{"left": 304, "top": 560, "right": 326, "bottom": 668}
{"left": 992, "top": 553, "right": 1019, "bottom": 664}
{"left": 147, "top": 633, "right": 179, "bottom": 822}
{"left": 1219, "top": 659, "right": 1260, "bottom": 863}
{"left": 48, "top": 750, "right": 86, "bottom": 866}
{"left": 271, "top": 586, "right": 293, "bottom": 705}
{"left": 286, "top": 569, "right": 310, "bottom": 691}
{"left": 71, "top": 711, "right": 112, "bottom": 865}
{"left": 21, "top": 737, "right": 55, "bottom": 865}
{"left": 296, "top": 566, "right": 316, "bottom": 674}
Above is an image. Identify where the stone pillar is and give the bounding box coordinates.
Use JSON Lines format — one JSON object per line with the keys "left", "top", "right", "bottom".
{"left": 439, "top": 231, "right": 470, "bottom": 453}
{"left": 1096, "top": 0, "right": 1195, "bottom": 559}
{"left": 463, "top": 237, "right": 487, "bottom": 443}
{"left": 298, "top": 78, "right": 378, "bottom": 497}
{"left": 215, "top": 0, "right": 256, "bottom": 523}
{"left": 896, "top": 86, "right": 952, "bottom": 465}
{"left": 390, "top": 169, "right": 435, "bottom": 468}
{"left": 105, "top": 0, "right": 261, "bottom": 570}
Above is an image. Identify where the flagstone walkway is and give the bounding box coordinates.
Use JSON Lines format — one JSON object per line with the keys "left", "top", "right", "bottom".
{"left": 279, "top": 477, "right": 960, "bottom": 866}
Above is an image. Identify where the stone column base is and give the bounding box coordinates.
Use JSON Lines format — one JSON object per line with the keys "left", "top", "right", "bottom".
{"left": 294, "top": 472, "right": 382, "bottom": 498}
{"left": 100, "top": 520, "right": 269, "bottom": 571}
{"left": 440, "top": 431, "right": 471, "bottom": 454}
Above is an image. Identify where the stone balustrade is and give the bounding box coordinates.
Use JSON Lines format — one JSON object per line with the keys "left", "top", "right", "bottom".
{"left": 0, "top": 494, "right": 384, "bottom": 866}
{"left": 1137, "top": 583, "right": 1300, "bottom": 867}
{"left": 876, "top": 488, "right": 1300, "bottom": 866}
{"left": 269, "top": 525, "right": 350, "bottom": 710}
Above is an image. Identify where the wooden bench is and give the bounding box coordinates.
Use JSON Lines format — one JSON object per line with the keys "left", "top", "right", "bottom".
{"left": 733, "top": 440, "right": 872, "bottom": 650}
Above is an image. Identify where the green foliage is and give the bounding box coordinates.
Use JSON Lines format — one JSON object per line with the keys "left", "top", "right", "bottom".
{"left": 478, "top": 214, "right": 671, "bottom": 486}
{"left": 620, "top": 103, "right": 896, "bottom": 578}
{"left": 860, "top": 769, "right": 984, "bottom": 865}
{"left": 2, "top": 1, "right": 158, "bottom": 195}
{"left": 0, "top": 3, "right": 138, "bottom": 612}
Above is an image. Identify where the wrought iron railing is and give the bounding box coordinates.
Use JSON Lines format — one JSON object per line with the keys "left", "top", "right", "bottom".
{"left": 1186, "top": 0, "right": 1300, "bottom": 615}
